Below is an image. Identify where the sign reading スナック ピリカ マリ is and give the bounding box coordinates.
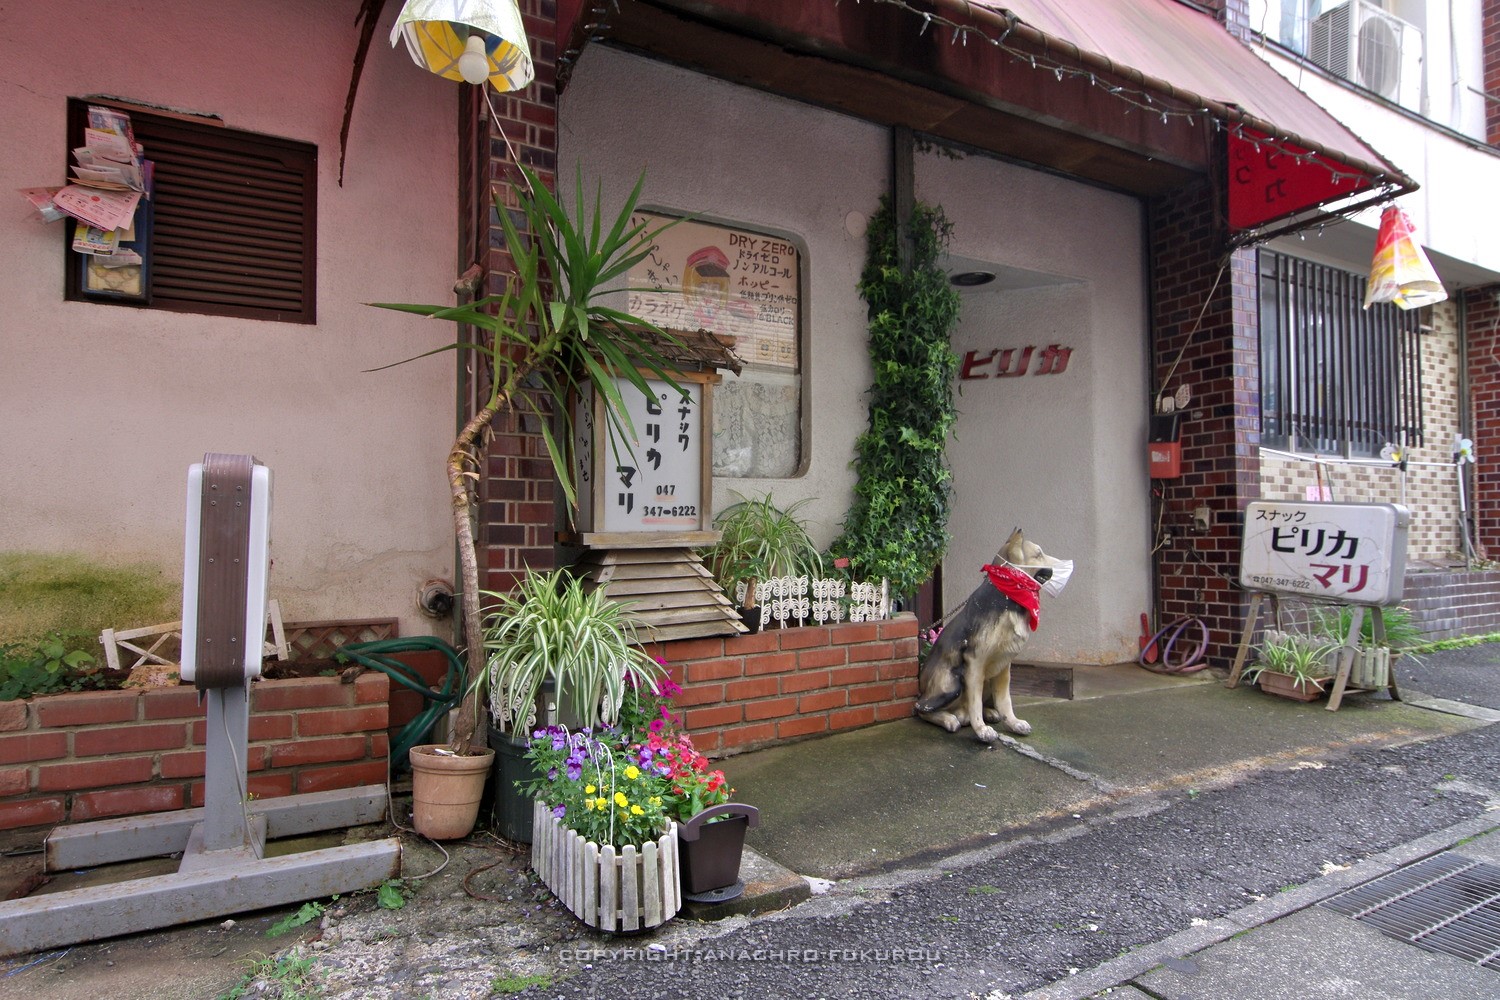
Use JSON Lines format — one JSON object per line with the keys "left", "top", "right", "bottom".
{"left": 1238, "top": 501, "right": 1410, "bottom": 606}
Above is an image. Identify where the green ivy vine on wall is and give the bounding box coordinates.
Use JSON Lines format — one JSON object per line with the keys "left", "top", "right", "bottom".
{"left": 831, "top": 197, "right": 961, "bottom": 599}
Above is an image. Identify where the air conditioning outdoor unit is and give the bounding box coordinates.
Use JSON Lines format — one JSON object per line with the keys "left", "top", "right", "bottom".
{"left": 1308, "top": 0, "right": 1423, "bottom": 109}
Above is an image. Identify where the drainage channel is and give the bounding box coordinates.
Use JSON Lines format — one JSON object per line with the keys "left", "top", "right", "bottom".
{"left": 1322, "top": 851, "right": 1500, "bottom": 969}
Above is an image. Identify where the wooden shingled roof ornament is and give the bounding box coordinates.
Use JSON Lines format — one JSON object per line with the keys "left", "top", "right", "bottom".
{"left": 568, "top": 329, "right": 750, "bottom": 640}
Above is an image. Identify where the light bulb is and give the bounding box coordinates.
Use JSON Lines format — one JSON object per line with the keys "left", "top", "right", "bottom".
{"left": 458, "top": 33, "right": 490, "bottom": 85}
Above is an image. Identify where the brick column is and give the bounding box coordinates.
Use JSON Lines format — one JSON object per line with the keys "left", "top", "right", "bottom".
{"left": 1148, "top": 180, "right": 1262, "bottom": 667}
{"left": 1486, "top": 0, "right": 1500, "bottom": 145}
{"left": 469, "top": 1, "right": 563, "bottom": 595}
{"left": 1465, "top": 285, "right": 1500, "bottom": 556}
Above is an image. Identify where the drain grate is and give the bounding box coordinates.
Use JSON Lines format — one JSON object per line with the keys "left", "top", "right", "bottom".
{"left": 1322, "top": 852, "right": 1500, "bottom": 970}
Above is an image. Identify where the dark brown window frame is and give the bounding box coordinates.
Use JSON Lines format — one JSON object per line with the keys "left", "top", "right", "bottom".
{"left": 64, "top": 97, "right": 317, "bottom": 324}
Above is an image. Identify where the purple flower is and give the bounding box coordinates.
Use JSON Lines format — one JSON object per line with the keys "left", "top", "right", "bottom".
{"left": 547, "top": 768, "right": 558, "bottom": 781}
{"left": 648, "top": 719, "right": 665, "bottom": 734}
{"left": 551, "top": 733, "right": 566, "bottom": 751}
{"left": 552, "top": 804, "right": 566, "bottom": 819}
{"left": 566, "top": 760, "right": 582, "bottom": 781}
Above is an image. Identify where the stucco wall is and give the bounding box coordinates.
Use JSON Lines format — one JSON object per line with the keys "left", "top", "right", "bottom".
{"left": 560, "top": 45, "right": 1150, "bottom": 664}
{"left": 558, "top": 45, "right": 886, "bottom": 550}
{"left": 920, "top": 151, "right": 1151, "bottom": 663}
{"left": 0, "top": 1, "right": 459, "bottom": 636}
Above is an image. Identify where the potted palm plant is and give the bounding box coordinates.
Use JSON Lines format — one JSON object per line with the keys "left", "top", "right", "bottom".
{"left": 372, "top": 166, "right": 686, "bottom": 763}
{"left": 704, "top": 492, "right": 824, "bottom": 632}
{"left": 482, "top": 569, "right": 664, "bottom": 842}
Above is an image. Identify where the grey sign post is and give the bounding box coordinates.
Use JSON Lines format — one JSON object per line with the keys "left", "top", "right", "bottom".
{"left": 0, "top": 454, "right": 400, "bottom": 957}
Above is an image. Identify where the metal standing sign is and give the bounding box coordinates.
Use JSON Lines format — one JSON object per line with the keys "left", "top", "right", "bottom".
{"left": 0, "top": 454, "right": 400, "bottom": 958}
{"left": 1229, "top": 501, "right": 1409, "bottom": 711}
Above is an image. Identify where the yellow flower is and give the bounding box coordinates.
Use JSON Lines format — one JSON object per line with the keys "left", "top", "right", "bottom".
{"left": 614, "top": 791, "right": 628, "bottom": 808}
{"left": 630, "top": 804, "right": 644, "bottom": 816}
{"left": 585, "top": 784, "right": 596, "bottom": 794}
{"left": 624, "top": 765, "right": 640, "bottom": 780}
{"left": 593, "top": 797, "right": 607, "bottom": 811}
{"left": 649, "top": 796, "right": 662, "bottom": 807}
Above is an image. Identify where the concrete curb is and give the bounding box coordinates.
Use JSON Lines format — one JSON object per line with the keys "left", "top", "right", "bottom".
{"left": 1018, "top": 811, "right": 1500, "bottom": 1000}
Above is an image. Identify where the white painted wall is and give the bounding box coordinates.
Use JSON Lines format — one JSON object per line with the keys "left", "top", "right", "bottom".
{"left": 0, "top": 1, "right": 460, "bottom": 636}
{"left": 919, "top": 152, "right": 1151, "bottom": 664}
{"left": 561, "top": 46, "right": 1151, "bottom": 663}
{"left": 1250, "top": 24, "right": 1500, "bottom": 284}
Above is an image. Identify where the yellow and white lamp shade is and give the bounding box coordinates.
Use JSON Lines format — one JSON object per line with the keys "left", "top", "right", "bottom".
{"left": 390, "top": 0, "right": 535, "bottom": 91}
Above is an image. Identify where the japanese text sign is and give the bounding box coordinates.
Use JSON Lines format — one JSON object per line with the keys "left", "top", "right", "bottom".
{"left": 577, "top": 377, "right": 705, "bottom": 534}
{"left": 1239, "top": 502, "right": 1409, "bottom": 606}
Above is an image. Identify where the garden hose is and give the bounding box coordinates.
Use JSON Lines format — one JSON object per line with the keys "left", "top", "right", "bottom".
{"left": 337, "top": 636, "right": 466, "bottom": 767}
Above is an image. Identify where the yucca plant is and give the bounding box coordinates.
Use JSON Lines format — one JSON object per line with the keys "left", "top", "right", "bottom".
{"left": 371, "top": 166, "right": 684, "bottom": 753}
{"left": 704, "top": 492, "right": 824, "bottom": 610}
{"left": 482, "top": 569, "right": 664, "bottom": 736}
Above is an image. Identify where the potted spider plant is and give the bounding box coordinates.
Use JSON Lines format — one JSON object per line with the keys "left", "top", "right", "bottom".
{"left": 481, "top": 568, "right": 664, "bottom": 842}
{"left": 1243, "top": 631, "right": 1338, "bottom": 702}
{"left": 704, "top": 492, "right": 824, "bottom": 632}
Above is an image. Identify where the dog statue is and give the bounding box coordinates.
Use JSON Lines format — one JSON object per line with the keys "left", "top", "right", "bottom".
{"left": 915, "top": 529, "right": 1072, "bottom": 743}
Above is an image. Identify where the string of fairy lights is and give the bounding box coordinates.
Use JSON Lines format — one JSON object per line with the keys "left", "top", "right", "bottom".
{"left": 555, "top": 0, "right": 1404, "bottom": 230}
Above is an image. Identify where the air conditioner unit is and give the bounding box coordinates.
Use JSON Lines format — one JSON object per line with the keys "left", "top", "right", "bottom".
{"left": 1308, "top": 0, "right": 1423, "bottom": 109}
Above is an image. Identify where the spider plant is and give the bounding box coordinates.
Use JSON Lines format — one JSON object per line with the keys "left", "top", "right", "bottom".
{"left": 1311, "top": 605, "right": 1425, "bottom": 665}
{"left": 1244, "top": 632, "right": 1338, "bottom": 691}
{"left": 704, "top": 492, "right": 824, "bottom": 609}
{"left": 482, "top": 569, "right": 664, "bottom": 737}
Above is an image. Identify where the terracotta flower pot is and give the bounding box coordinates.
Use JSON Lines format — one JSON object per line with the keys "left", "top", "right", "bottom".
{"left": 1256, "top": 670, "right": 1328, "bottom": 702}
{"left": 408, "top": 744, "right": 495, "bottom": 840}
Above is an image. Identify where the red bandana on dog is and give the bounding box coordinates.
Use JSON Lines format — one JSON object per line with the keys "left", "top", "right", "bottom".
{"left": 982, "top": 564, "right": 1042, "bottom": 631}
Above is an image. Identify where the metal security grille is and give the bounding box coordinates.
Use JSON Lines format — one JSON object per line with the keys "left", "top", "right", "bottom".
{"left": 1258, "top": 250, "right": 1424, "bottom": 457}
{"left": 1322, "top": 852, "right": 1500, "bottom": 969}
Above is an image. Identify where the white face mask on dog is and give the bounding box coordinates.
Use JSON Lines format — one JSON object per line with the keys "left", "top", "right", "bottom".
{"left": 1008, "top": 559, "right": 1074, "bottom": 598}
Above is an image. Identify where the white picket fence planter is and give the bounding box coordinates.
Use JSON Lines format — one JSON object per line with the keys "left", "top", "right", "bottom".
{"left": 531, "top": 800, "right": 680, "bottom": 932}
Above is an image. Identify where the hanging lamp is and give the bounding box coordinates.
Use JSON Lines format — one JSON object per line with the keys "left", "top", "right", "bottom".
{"left": 390, "top": 0, "right": 534, "bottom": 91}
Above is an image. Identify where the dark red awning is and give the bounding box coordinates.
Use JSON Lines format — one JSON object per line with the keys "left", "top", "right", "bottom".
{"left": 975, "top": 0, "right": 1415, "bottom": 232}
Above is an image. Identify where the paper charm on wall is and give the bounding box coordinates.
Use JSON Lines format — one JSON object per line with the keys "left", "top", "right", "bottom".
{"left": 1380, "top": 441, "right": 1407, "bottom": 470}
{"left": 1454, "top": 434, "right": 1475, "bottom": 465}
{"left": 1364, "top": 205, "right": 1447, "bottom": 310}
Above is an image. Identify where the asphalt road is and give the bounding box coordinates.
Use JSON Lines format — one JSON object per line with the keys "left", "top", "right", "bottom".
{"left": 518, "top": 653, "right": 1500, "bottom": 1000}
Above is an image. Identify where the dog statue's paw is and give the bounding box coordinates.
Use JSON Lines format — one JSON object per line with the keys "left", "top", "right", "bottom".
{"left": 1006, "top": 717, "right": 1032, "bottom": 736}
{"left": 974, "top": 724, "right": 1001, "bottom": 743}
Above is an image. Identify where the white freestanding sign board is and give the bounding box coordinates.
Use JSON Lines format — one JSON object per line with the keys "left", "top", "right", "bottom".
{"left": 1239, "top": 501, "right": 1410, "bottom": 606}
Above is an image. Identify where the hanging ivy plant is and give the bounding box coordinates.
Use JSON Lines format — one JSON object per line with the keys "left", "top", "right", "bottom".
{"left": 831, "top": 196, "right": 961, "bottom": 599}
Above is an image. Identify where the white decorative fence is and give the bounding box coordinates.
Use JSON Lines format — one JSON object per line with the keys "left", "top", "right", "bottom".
{"left": 531, "top": 800, "right": 680, "bottom": 932}
{"left": 736, "top": 576, "right": 893, "bottom": 629}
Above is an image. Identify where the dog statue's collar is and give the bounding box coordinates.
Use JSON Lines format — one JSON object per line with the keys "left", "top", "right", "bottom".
{"left": 981, "top": 564, "right": 1041, "bottom": 631}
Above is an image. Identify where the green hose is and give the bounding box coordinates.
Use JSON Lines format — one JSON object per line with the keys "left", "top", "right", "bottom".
{"left": 336, "top": 636, "right": 466, "bottom": 768}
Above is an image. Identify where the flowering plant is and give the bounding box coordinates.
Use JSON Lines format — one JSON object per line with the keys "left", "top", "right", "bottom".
{"left": 520, "top": 726, "right": 671, "bottom": 849}
{"left": 918, "top": 624, "right": 943, "bottom": 662}
{"left": 521, "top": 660, "right": 736, "bottom": 845}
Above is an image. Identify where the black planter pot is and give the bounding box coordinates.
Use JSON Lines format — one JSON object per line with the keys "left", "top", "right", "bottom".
{"left": 489, "top": 729, "right": 540, "bottom": 843}
{"left": 678, "top": 802, "right": 760, "bottom": 901}
{"left": 738, "top": 606, "right": 763, "bottom": 634}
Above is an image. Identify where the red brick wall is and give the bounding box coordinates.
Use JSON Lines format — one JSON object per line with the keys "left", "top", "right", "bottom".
{"left": 477, "top": 1, "right": 563, "bottom": 594}
{"left": 1485, "top": 0, "right": 1500, "bottom": 144}
{"left": 647, "top": 615, "right": 921, "bottom": 755}
{"left": 1466, "top": 284, "right": 1500, "bottom": 555}
{"left": 0, "top": 675, "right": 390, "bottom": 839}
{"left": 1148, "top": 180, "right": 1261, "bottom": 667}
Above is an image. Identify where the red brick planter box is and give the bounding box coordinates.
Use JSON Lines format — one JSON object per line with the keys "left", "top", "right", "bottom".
{"left": 0, "top": 674, "right": 390, "bottom": 842}
{"left": 648, "top": 613, "right": 920, "bottom": 755}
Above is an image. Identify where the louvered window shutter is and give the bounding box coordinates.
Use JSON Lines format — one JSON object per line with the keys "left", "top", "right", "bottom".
{"left": 65, "top": 99, "right": 317, "bottom": 324}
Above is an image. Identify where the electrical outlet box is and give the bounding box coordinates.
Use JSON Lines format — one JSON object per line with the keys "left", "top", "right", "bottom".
{"left": 1192, "top": 506, "right": 1211, "bottom": 534}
